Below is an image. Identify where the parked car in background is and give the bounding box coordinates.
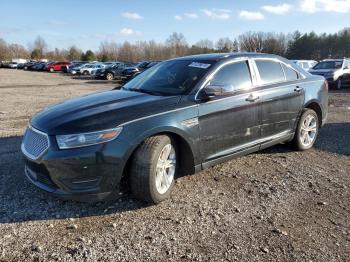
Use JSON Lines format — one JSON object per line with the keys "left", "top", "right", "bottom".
{"left": 120, "top": 61, "right": 158, "bottom": 81}
{"left": 21, "top": 53, "right": 328, "bottom": 204}
{"left": 22, "top": 61, "right": 35, "bottom": 70}
{"left": 66, "top": 61, "right": 89, "bottom": 74}
{"left": 79, "top": 63, "right": 106, "bottom": 75}
{"left": 309, "top": 58, "right": 350, "bottom": 89}
{"left": 31, "top": 62, "right": 47, "bottom": 71}
{"left": 47, "top": 61, "right": 71, "bottom": 72}
{"left": 292, "top": 60, "right": 317, "bottom": 71}
{"left": 93, "top": 62, "right": 135, "bottom": 80}
{"left": 8, "top": 62, "right": 18, "bottom": 69}
{"left": 17, "top": 63, "right": 25, "bottom": 69}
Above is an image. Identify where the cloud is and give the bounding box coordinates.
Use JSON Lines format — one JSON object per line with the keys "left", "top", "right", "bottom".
{"left": 300, "top": 0, "right": 350, "bottom": 13}
{"left": 174, "top": 15, "right": 183, "bottom": 21}
{"left": 121, "top": 12, "right": 143, "bottom": 20}
{"left": 201, "top": 9, "right": 231, "bottom": 19}
{"left": 184, "top": 13, "right": 199, "bottom": 19}
{"left": 239, "top": 11, "right": 265, "bottom": 20}
{"left": 262, "top": 3, "right": 292, "bottom": 14}
{"left": 119, "top": 28, "right": 142, "bottom": 36}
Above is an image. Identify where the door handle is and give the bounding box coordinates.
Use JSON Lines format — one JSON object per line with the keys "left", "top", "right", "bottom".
{"left": 294, "top": 86, "right": 303, "bottom": 92}
{"left": 246, "top": 93, "right": 260, "bottom": 102}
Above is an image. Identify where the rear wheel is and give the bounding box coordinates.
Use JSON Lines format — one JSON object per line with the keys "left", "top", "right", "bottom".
{"left": 130, "top": 135, "right": 177, "bottom": 204}
{"left": 291, "top": 109, "right": 319, "bottom": 150}
{"left": 106, "top": 72, "right": 114, "bottom": 80}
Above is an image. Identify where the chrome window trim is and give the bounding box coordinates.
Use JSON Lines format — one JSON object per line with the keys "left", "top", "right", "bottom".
{"left": 21, "top": 125, "right": 50, "bottom": 161}
{"left": 252, "top": 57, "right": 306, "bottom": 87}
{"left": 194, "top": 57, "right": 254, "bottom": 101}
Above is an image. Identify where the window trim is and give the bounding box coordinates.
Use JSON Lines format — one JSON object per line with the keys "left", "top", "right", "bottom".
{"left": 252, "top": 57, "right": 305, "bottom": 87}
{"left": 208, "top": 60, "right": 253, "bottom": 92}
{"left": 281, "top": 63, "right": 299, "bottom": 82}
{"left": 194, "top": 57, "right": 257, "bottom": 101}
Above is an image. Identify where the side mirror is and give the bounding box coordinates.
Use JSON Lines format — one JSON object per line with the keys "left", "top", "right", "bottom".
{"left": 203, "top": 84, "right": 235, "bottom": 98}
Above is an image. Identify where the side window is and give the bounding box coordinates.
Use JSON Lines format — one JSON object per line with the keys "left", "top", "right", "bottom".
{"left": 255, "top": 60, "right": 285, "bottom": 85}
{"left": 302, "top": 62, "right": 309, "bottom": 69}
{"left": 345, "top": 60, "right": 350, "bottom": 68}
{"left": 282, "top": 64, "right": 299, "bottom": 81}
{"left": 210, "top": 61, "right": 252, "bottom": 91}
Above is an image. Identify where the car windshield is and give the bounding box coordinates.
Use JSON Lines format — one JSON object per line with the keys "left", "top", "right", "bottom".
{"left": 122, "top": 60, "right": 214, "bottom": 96}
{"left": 313, "top": 61, "right": 343, "bottom": 70}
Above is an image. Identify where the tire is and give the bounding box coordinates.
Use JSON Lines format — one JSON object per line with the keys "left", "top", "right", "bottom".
{"left": 49, "top": 68, "right": 54, "bottom": 72}
{"left": 83, "top": 70, "right": 89, "bottom": 75}
{"left": 130, "top": 135, "right": 177, "bottom": 204}
{"left": 106, "top": 72, "right": 114, "bottom": 81}
{"left": 336, "top": 78, "right": 342, "bottom": 90}
{"left": 291, "top": 109, "right": 319, "bottom": 151}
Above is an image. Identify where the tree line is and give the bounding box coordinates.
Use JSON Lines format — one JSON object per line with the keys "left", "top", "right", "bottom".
{"left": 1, "top": 28, "right": 350, "bottom": 62}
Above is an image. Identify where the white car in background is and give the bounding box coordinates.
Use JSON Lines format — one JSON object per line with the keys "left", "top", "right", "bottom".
{"left": 291, "top": 60, "right": 317, "bottom": 71}
{"left": 79, "top": 64, "right": 106, "bottom": 75}
{"left": 8, "top": 62, "right": 18, "bottom": 68}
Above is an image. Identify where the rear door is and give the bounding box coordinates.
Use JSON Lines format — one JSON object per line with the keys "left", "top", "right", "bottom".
{"left": 253, "top": 59, "right": 305, "bottom": 140}
{"left": 198, "top": 59, "right": 262, "bottom": 164}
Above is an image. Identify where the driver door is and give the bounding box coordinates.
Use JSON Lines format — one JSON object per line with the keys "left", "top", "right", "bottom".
{"left": 198, "top": 60, "right": 262, "bottom": 164}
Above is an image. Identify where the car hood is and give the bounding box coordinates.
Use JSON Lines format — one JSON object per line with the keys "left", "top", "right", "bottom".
{"left": 31, "top": 90, "right": 181, "bottom": 135}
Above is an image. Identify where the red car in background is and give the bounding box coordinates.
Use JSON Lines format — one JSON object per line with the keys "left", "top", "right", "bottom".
{"left": 47, "top": 61, "right": 71, "bottom": 72}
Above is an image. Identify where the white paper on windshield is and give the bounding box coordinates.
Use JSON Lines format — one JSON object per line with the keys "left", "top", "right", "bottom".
{"left": 188, "top": 62, "right": 211, "bottom": 69}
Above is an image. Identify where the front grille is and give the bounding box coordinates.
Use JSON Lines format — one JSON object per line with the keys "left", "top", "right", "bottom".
{"left": 22, "top": 126, "right": 49, "bottom": 160}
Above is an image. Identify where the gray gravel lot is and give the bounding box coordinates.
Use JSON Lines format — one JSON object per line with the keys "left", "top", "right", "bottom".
{"left": 0, "top": 69, "right": 349, "bottom": 261}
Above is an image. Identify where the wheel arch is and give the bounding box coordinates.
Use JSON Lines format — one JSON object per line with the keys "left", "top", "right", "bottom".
{"left": 304, "top": 100, "right": 323, "bottom": 126}
{"left": 120, "top": 127, "right": 197, "bottom": 188}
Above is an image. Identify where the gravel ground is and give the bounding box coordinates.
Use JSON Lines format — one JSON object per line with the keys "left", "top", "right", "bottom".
{"left": 0, "top": 69, "right": 349, "bottom": 261}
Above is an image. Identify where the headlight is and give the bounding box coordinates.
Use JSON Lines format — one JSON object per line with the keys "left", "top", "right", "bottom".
{"left": 56, "top": 127, "right": 122, "bottom": 149}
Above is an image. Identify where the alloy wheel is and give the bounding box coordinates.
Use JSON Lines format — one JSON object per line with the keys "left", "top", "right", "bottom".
{"left": 299, "top": 114, "right": 317, "bottom": 147}
{"left": 155, "top": 144, "right": 176, "bottom": 194}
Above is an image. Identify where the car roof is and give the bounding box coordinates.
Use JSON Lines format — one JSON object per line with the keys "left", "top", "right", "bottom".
{"left": 321, "top": 59, "right": 344, "bottom": 62}
{"left": 171, "top": 52, "right": 285, "bottom": 62}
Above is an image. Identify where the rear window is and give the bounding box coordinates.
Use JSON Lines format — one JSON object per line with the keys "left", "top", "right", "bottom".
{"left": 255, "top": 60, "right": 285, "bottom": 85}
{"left": 282, "top": 64, "right": 299, "bottom": 81}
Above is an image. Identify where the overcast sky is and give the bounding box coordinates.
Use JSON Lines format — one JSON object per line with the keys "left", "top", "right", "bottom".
{"left": 1, "top": 0, "right": 350, "bottom": 51}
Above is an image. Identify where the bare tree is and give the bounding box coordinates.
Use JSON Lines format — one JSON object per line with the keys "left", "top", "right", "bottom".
{"left": 216, "top": 37, "right": 235, "bottom": 52}
{"left": 68, "top": 46, "right": 82, "bottom": 61}
{"left": 238, "top": 32, "right": 265, "bottom": 52}
{"left": 195, "top": 39, "right": 214, "bottom": 49}
{"left": 31, "top": 35, "right": 47, "bottom": 58}
{"left": 8, "top": 43, "right": 29, "bottom": 59}
{"left": 166, "top": 32, "right": 188, "bottom": 57}
{"left": 0, "top": 38, "right": 10, "bottom": 61}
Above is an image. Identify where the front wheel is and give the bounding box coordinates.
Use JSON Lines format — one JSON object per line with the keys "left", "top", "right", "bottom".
{"left": 291, "top": 109, "right": 319, "bottom": 150}
{"left": 106, "top": 72, "right": 114, "bottom": 80}
{"left": 49, "top": 68, "right": 54, "bottom": 72}
{"left": 130, "top": 135, "right": 177, "bottom": 204}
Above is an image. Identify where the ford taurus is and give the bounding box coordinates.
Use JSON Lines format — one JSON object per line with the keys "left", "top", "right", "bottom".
{"left": 21, "top": 53, "right": 328, "bottom": 204}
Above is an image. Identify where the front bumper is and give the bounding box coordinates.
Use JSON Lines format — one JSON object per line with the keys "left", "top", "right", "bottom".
{"left": 22, "top": 134, "right": 132, "bottom": 202}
